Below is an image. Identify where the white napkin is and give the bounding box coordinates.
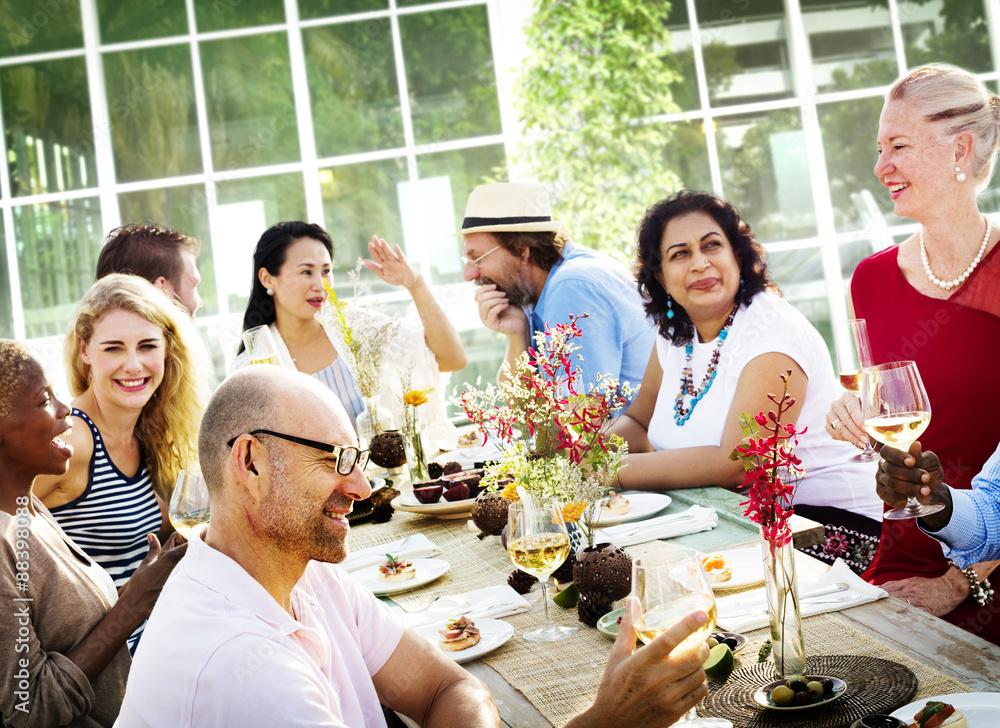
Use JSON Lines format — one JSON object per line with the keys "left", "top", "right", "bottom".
{"left": 593, "top": 505, "right": 718, "bottom": 547}
{"left": 401, "top": 585, "right": 531, "bottom": 627}
{"left": 716, "top": 558, "right": 888, "bottom": 632}
{"left": 341, "top": 534, "right": 441, "bottom": 573}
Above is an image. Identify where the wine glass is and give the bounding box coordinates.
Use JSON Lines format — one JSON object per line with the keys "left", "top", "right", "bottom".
{"left": 169, "top": 470, "right": 210, "bottom": 538}
{"left": 242, "top": 325, "right": 281, "bottom": 366}
{"left": 631, "top": 547, "right": 730, "bottom": 728}
{"left": 861, "top": 360, "right": 940, "bottom": 520}
{"left": 833, "top": 318, "right": 877, "bottom": 462}
{"left": 507, "top": 499, "right": 579, "bottom": 642}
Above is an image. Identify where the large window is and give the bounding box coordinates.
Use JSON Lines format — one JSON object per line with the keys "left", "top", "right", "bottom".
{"left": 0, "top": 0, "right": 509, "bottom": 409}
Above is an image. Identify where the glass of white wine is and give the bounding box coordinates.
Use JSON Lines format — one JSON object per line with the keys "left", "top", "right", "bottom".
{"left": 632, "top": 548, "right": 730, "bottom": 728}
{"left": 242, "top": 325, "right": 281, "bottom": 366}
{"left": 834, "top": 318, "right": 877, "bottom": 462}
{"left": 507, "top": 499, "right": 578, "bottom": 643}
{"left": 169, "top": 470, "right": 210, "bottom": 538}
{"left": 862, "top": 360, "right": 940, "bottom": 520}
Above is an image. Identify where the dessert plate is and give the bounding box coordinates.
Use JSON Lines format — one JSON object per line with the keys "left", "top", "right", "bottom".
{"left": 414, "top": 618, "right": 515, "bottom": 664}
{"left": 589, "top": 492, "right": 673, "bottom": 526}
{"left": 891, "top": 692, "right": 1000, "bottom": 726}
{"left": 702, "top": 547, "right": 765, "bottom": 591}
{"left": 354, "top": 558, "right": 450, "bottom": 595}
{"left": 753, "top": 675, "right": 847, "bottom": 711}
{"left": 391, "top": 494, "right": 476, "bottom": 519}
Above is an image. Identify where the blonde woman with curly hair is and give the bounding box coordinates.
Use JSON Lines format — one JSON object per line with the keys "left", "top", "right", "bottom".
{"left": 34, "top": 274, "right": 207, "bottom": 651}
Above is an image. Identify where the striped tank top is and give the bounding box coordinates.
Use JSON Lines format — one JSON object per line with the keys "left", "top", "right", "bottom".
{"left": 49, "top": 409, "right": 162, "bottom": 588}
{"left": 313, "top": 355, "right": 365, "bottom": 428}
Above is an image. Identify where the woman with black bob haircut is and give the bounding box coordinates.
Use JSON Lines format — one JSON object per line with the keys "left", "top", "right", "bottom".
{"left": 609, "top": 190, "right": 882, "bottom": 572}
{"left": 231, "top": 222, "right": 466, "bottom": 438}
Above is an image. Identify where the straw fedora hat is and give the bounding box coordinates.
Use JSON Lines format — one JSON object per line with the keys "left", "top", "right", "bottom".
{"left": 456, "top": 182, "right": 563, "bottom": 235}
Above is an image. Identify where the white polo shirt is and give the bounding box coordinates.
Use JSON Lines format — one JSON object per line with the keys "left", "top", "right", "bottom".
{"left": 118, "top": 535, "right": 404, "bottom": 727}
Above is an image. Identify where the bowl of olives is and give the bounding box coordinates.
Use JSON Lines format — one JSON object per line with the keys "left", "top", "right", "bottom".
{"left": 707, "top": 632, "right": 746, "bottom": 653}
{"left": 752, "top": 674, "right": 847, "bottom": 711}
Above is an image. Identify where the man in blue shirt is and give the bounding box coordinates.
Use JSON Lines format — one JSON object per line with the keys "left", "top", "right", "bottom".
{"left": 878, "top": 443, "right": 1000, "bottom": 568}
{"left": 459, "top": 182, "right": 655, "bottom": 398}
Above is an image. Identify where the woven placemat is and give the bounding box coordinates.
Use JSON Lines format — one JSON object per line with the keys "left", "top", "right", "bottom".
{"left": 699, "top": 655, "right": 915, "bottom": 727}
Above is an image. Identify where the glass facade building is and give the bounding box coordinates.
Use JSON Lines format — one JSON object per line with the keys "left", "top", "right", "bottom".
{"left": 1, "top": 0, "right": 997, "bottom": 403}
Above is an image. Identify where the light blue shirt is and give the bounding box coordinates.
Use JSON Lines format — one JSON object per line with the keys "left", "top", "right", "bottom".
{"left": 922, "top": 442, "right": 1000, "bottom": 567}
{"left": 526, "top": 241, "right": 655, "bottom": 402}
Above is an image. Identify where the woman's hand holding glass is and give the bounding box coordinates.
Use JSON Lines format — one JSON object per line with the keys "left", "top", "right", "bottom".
{"left": 833, "top": 318, "right": 878, "bottom": 461}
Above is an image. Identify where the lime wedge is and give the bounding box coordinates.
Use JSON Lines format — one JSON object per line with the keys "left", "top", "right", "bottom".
{"left": 703, "top": 643, "right": 734, "bottom": 678}
{"left": 552, "top": 582, "right": 579, "bottom": 608}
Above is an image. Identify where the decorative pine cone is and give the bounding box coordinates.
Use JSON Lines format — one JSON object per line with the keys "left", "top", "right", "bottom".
{"left": 507, "top": 570, "right": 538, "bottom": 595}
{"left": 577, "top": 590, "right": 614, "bottom": 628}
{"left": 369, "top": 486, "right": 399, "bottom": 524}
{"left": 552, "top": 550, "right": 576, "bottom": 585}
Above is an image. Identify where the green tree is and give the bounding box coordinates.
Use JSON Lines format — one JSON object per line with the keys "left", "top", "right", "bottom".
{"left": 514, "top": 0, "right": 682, "bottom": 259}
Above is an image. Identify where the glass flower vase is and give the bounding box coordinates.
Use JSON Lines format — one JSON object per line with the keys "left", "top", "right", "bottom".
{"left": 761, "top": 535, "right": 807, "bottom": 678}
{"left": 400, "top": 404, "right": 429, "bottom": 483}
{"left": 356, "top": 395, "right": 395, "bottom": 451}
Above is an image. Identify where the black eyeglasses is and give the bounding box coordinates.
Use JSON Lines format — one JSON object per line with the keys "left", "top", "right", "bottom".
{"left": 227, "top": 429, "right": 370, "bottom": 476}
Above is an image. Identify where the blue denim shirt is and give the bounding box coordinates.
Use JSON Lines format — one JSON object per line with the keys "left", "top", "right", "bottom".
{"left": 523, "top": 241, "right": 655, "bottom": 401}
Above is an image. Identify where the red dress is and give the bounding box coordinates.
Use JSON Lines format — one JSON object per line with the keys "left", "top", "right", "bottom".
{"left": 853, "top": 242, "right": 1000, "bottom": 645}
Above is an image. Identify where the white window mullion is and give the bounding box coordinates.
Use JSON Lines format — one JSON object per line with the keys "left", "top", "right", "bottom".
{"left": 886, "top": 0, "right": 910, "bottom": 77}
{"left": 685, "top": 0, "right": 723, "bottom": 197}
{"left": 0, "top": 88, "right": 22, "bottom": 338}
{"left": 80, "top": 0, "right": 121, "bottom": 234}
{"left": 284, "top": 0, "right": 325, "bottom": 227}
{"left": 784, "top": 0, "right": 849, "bottom": 324}
{"left": 184, "top": 0, "right": 223, "bottom": 318}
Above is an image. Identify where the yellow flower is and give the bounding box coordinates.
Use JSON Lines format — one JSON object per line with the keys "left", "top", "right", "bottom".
{"left": 403, "top": 388, "right": 433, "bottom": 407}
{"left": 501, "top": 482, "right": 520, "bottom": 501}
{"left": 561, "top": 501, "right": 587, "bottom": 524}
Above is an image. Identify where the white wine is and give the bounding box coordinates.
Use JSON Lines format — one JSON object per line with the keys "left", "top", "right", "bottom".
{"left": 839, "top": 370, "right": 861, "bottom": 392}
{"left": 635, "top": 594, "right": 717, "bottom": 654}
{"left": 864, "top": 411, "right": 930, "bottom": 450}
{"left": 250, "top": 354, "right": 281, "bottom": 366}
{"left": 170, "top": 508, "right": 210, "bottom": 538}
{"left": 508, "top": 533, "right": 570, "bottom": 579}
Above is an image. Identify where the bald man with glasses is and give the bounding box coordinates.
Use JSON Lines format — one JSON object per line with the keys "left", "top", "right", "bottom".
{"left": 120, "top": 366, "right": 709, "bottom": 728}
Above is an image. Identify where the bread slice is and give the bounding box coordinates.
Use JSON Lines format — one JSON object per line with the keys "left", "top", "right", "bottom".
{"left": 440, "top": 631, "right": 481, "bottom": 652}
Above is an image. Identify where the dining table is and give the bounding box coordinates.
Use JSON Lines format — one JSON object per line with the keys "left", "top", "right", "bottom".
{"left": 348, "top": 469, "right": 1000, "bottom": 728}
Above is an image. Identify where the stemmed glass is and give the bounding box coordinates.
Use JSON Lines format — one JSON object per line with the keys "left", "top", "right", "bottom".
{"left": 169, "top": 470, "right": 210, "bottom": 538}
{"left": 631, "top": 547, "right": 730, "bottom": 727}
{"left": 861, "top": 360, "right": 940, "bottom": 520}
{"left": 242, "top": 325, "right": 281, "bottom": 366}
{"left": 833, "top": 318, "right": 877, "bottom": 462}
{"left": 507, "top": 499, "right": 579, "bottom": 642}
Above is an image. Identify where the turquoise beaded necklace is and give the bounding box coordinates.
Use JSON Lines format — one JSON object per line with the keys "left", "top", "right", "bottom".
{"left": 673, "top": 304, "right": 740, "bottom": 426}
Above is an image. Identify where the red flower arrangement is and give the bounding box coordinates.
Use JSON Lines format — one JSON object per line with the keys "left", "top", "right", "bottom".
{"left": 730, "top": 370, "right": 806, "bottom": 548}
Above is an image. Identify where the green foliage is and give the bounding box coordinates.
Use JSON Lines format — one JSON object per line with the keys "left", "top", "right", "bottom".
{"left": 514, "top": 0, "right": 682, "bottom": 258}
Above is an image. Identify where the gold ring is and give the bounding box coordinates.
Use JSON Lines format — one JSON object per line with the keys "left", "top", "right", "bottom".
{"left": 831, "top": 419, "right": 840, "bottom": 432}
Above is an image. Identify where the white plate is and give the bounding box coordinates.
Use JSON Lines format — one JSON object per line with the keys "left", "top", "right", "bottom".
{"left": 353, "top": 558, "right": 450, "bottom": 595}
{"left": 432, "top": 445, "right": 503, "bottom": 470}
{"left": 391, "top": 493, "right": 476, "bottom": 520}
{"left": 891, "top": 692, "right": 1000, "bottom": 726}
{"left": 702, "top": 547, "right": 765, "bottom": 591}
{"left": 590, "top": 492, "right": 673, "bottom": 526}
{"left": 414, "top": 618, "right": 515, "bottom": 664}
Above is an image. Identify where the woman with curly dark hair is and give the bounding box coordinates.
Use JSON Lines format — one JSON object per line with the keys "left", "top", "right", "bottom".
{"left": 609, "top": 190, "right": 882, "bottom": 571}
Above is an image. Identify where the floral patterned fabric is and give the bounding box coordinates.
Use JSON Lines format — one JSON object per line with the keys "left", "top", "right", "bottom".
{"left": 794, "top": 504, "right": 881, "bottom": 575}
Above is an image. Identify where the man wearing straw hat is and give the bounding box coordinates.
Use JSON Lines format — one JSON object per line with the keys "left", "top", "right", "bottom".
{"left": 459, "top": 182, "right": 654, "bottom": 397}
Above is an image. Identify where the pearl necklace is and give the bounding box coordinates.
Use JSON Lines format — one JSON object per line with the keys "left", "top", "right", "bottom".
{"left": 920, "top": 215, "right": 992, "bottom": 291}
{"left": 674, "top": 305, "right": 739, "bottom": 426}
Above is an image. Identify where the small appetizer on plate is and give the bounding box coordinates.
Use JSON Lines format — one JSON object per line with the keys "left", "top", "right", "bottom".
{"left": 702, "top": 554, "right": 733, "bottom": 583}
{"left": 378, "top": 555, "right": 415, "bottom": 583}
{"left": 438, "top": 616, "right": 481, "bottom": 652}
{"left": 909, "top": 701, "right": 967, "bottom": 728}
{"left": 457, "top": 430, "right": 482, "bottom": 447}
{"left": 601, "top": 492, "right": 630, "bottom": 516}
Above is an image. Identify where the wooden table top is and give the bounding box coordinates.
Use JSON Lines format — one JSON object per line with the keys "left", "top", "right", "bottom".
{"left": 371, "top": 478, "right": 994, "bottom": 728}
